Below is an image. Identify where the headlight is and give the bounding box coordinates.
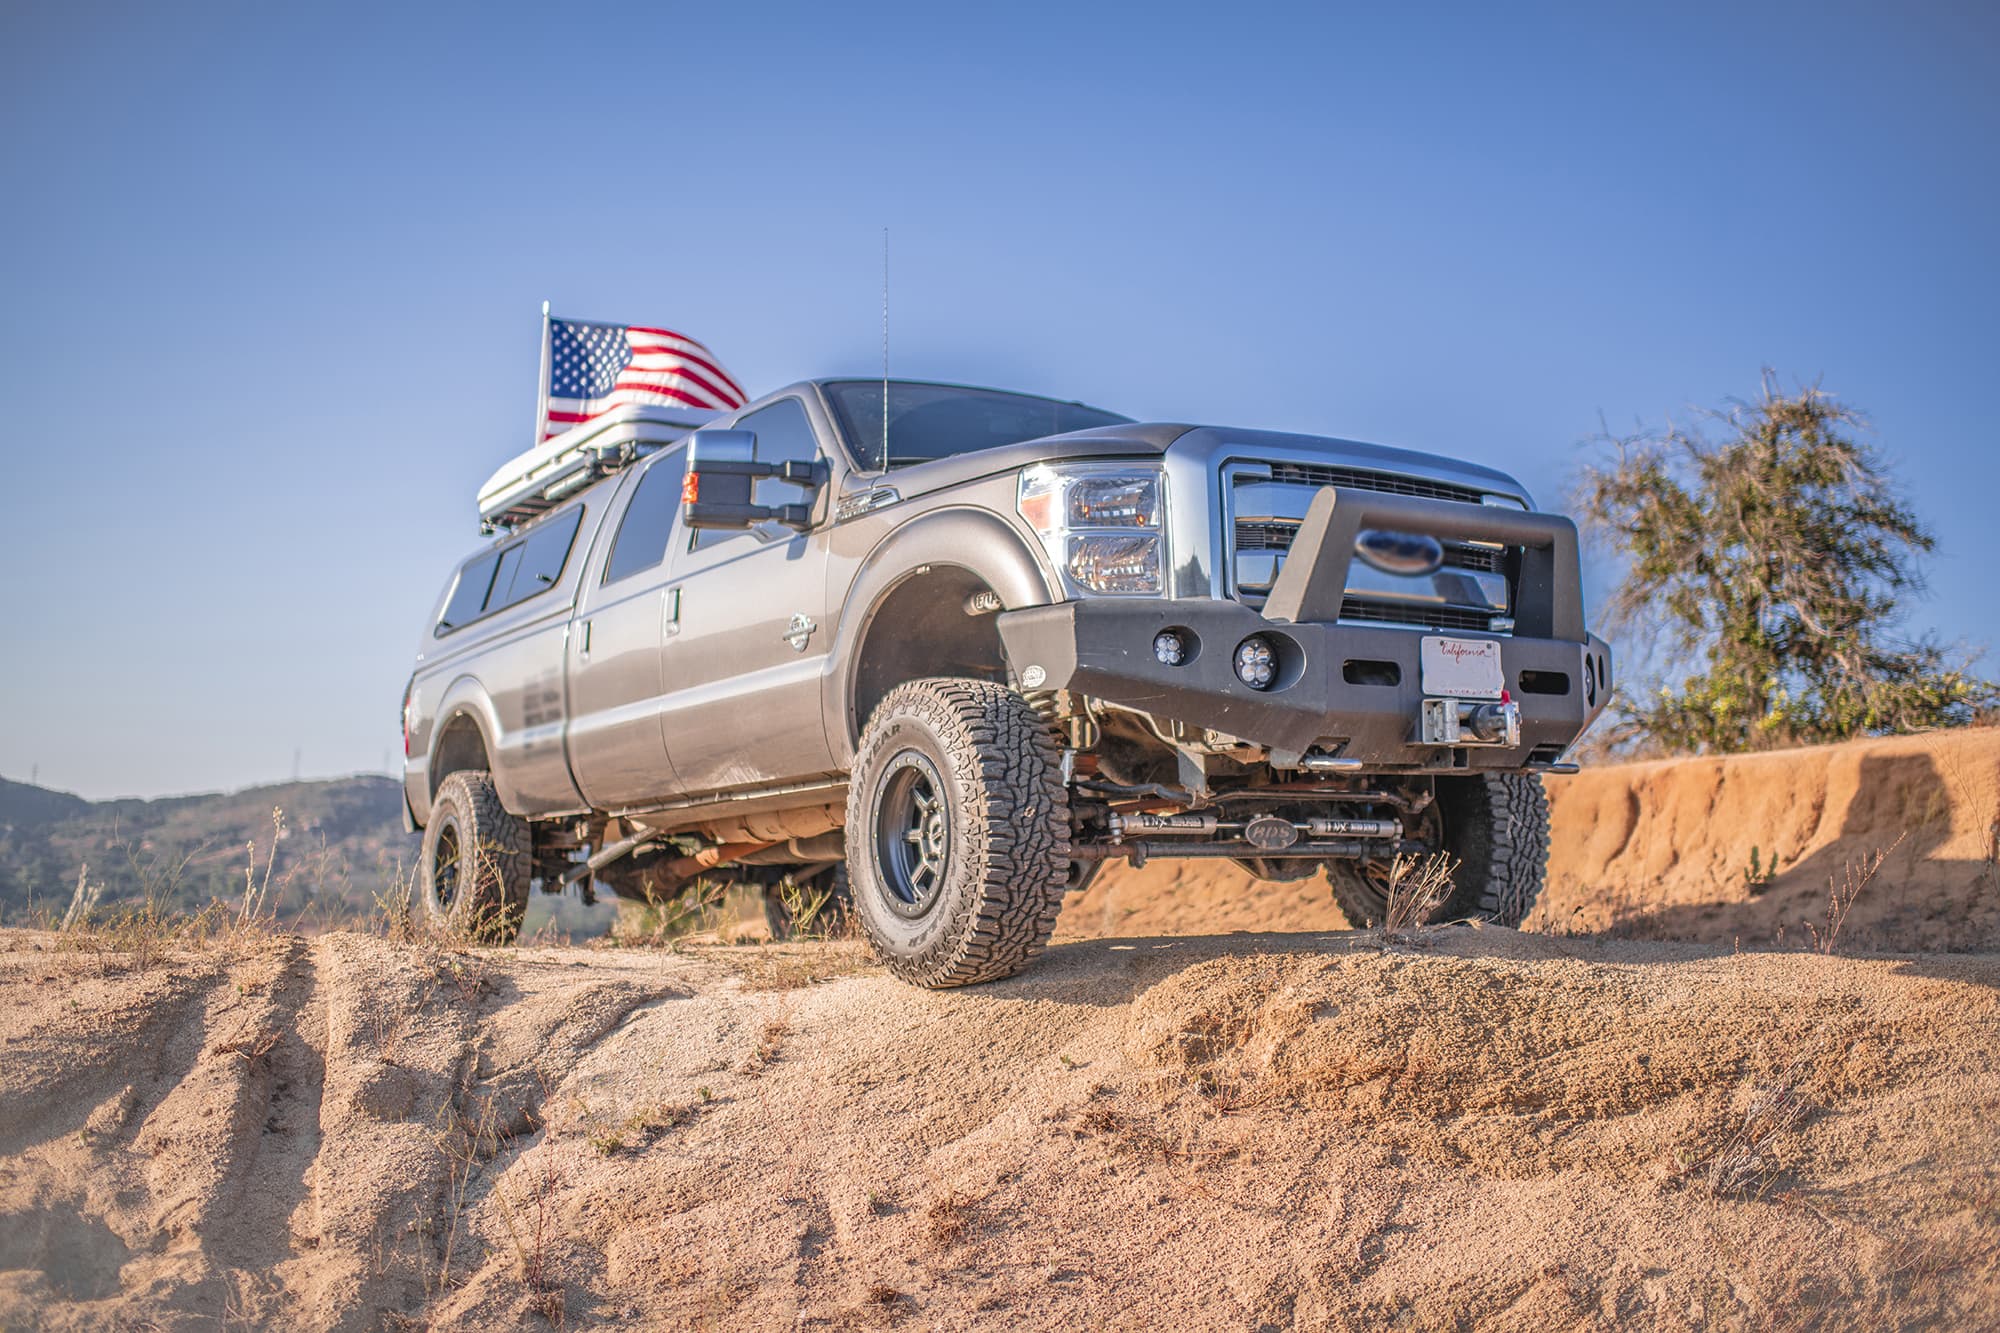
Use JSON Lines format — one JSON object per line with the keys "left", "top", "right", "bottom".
{"left": 1066, "top": 475, "right": 1161, "bottom": 527}
{"left": 1019, "top": 465, "right": 1166, "bottom": 595}
{"left": 1067, "top": 534, "right": 1160, "bottom": 593}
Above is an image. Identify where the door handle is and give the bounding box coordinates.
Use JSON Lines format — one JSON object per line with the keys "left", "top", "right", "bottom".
{"left": 578, "top": 620, "right": 592, "bottom": 657}
{"left": 663, "top": 586, "right": 682, "bottom": 636}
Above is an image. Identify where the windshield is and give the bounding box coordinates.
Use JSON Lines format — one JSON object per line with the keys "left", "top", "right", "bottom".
{"left": 823, "top": 380, "right": 1132, "bottom": 470}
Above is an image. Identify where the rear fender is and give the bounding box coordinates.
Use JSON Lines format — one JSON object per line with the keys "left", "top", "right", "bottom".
{"left": 422, "top": 677, "right": 512, "bottom": 814}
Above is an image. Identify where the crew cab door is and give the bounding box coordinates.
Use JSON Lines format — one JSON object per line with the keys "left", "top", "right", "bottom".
{"left": 657, "top": 397, "right": 837, "bottom": 794}
{"left": 564, "top": 446, "right": 687, "bottom": 809}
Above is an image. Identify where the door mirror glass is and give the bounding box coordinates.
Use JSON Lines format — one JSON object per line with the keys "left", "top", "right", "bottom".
{"left": 684, "top": 426, "right": 823, "bottom": 531}
{"left": 684, "top": 430, "right": 760, "bottom": 529}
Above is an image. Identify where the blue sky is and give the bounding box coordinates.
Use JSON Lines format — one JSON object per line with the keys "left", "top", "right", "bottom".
{"left": 2, "top": 2, "right": 1995, "bottom": 799}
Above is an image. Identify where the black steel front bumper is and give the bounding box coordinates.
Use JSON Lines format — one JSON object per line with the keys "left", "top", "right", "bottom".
{"left": 994, "top": 487, "right": 1612, "bottom": 771}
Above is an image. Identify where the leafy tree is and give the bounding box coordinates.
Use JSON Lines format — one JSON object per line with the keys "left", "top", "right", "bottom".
{"left": 1574, "top": 374, "right": 1995, "bottom": 754}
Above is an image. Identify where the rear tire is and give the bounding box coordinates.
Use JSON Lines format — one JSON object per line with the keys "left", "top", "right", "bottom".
{"left": 416, "top": 771, "right": 530, "bottom": 943}
{"left": 846, "top": 678, "right": 1071, "bottom": 988}
{"left": 1326, "top": 773, "right": 1549, "bottom": 928}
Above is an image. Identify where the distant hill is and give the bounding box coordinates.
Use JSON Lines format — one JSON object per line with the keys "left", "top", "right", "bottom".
{"left": 0, "top": 775, "right": 417, "bottom": 924}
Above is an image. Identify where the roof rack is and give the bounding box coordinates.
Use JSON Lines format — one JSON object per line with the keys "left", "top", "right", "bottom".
{"left": 477, "top": 405, "right": 716, "bottom": 533}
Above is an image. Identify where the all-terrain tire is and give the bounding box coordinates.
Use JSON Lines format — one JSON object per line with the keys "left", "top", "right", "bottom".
{"left": 416, "top": 770, "right": 531, "bottom": 943}
{"left": 764, "top": 864, "right": 853, "bottom": 942}
{"left": 846, "top": 678, "right": 1071, "bottom": 988}
{"left": 1326, "top": 773, "right": 1550, "bottom": 928}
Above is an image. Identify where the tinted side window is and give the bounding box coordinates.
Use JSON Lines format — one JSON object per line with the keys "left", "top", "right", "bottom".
{"left": 499, "top": 507, "right": 584, "bottom": 607}
{"left": 487, "top": 546, "right": 524, "bottom": 612}
{"left": 693, "top": 398, "right": 822, "bottom": 551}
{"left": 604, "top": 448, "right": 686, "bottom": 584}
{"left": 438, "top": 552, "right": 499, "bottom": 635}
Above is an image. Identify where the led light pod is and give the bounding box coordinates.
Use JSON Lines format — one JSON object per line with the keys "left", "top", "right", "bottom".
{"left": 1234, "top": 636, "right": 1278, "bottom": 690}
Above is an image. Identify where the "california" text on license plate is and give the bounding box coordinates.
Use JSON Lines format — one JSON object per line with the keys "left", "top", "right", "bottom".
{"left": 1420, "top": 636, "right": 1504, "bottom": 699}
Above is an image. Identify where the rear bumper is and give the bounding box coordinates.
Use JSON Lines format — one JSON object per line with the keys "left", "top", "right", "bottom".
{"left": 996, "top": 598, "right": 1611, "bottom": 771}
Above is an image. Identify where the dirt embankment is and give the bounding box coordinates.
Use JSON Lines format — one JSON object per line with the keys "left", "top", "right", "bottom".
{"left": 1066, "top": 727, "right": 2000, "bottom": 952}
{"left": 4, "top": 728, "right": 1998, "bottom": 1329}
{"left": 3, "top": 928, "right": 1998, "bottom": 1330}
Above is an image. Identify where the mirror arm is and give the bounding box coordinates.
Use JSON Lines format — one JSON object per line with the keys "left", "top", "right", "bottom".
{"left": 684, "top": 500, "right": 815, "bottom": 531}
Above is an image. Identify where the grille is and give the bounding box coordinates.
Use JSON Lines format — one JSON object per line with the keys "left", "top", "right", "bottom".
{"left": 1340, "top": 599, "right": 1499, "bottom": 633}
{"left": 1234, "top": 521, "right": 1296, "bottom": 552}
{"left": 1262, "top": 462, "right": 1489, "bottom": 506}
{"left": 1232, "top": 521, "right": 1505, "bottom": 574}
{"left": 1447, "top": 543, "right": 1504, "bottom": 573}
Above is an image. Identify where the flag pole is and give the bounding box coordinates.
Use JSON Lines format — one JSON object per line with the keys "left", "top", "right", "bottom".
{"left": 533, "top": 300, "right": 553, "bottom": 445}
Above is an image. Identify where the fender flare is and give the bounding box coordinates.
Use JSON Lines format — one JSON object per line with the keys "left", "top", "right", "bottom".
{"left": 822, "top": 506, "right": 1058, "bottom": 765}
{"left": 426, "top": 674, "right": 507, "bottom": 805}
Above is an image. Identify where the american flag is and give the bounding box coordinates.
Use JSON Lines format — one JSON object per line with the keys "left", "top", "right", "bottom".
{"left": 542, "top": 316, "right": 747, "bottom": 440}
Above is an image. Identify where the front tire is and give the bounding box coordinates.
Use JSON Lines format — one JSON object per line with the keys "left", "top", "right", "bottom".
{"left": 1326, "top": 773, "right": 1549, "bottom": 928}
{"left": 416, "top": 770, "right": 530, "bottom": 942}
{"left": 846, "top": 678, "right": 1071, "bottom": 988}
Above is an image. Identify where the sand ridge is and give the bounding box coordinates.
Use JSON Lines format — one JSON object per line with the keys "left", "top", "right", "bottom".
{"left": 2, "top": 926, "right": 1996, "bottom": 1329}
{"left": 1063, "top": 726, "right": 2000, "bottom": 952}
{"left": 3, "top": 726, "right": 1998, "bottom": 1328}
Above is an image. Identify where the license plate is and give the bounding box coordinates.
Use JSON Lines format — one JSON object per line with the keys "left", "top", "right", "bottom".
{"left": 1420, "top": 636, "right": 1504, "bottom": 699}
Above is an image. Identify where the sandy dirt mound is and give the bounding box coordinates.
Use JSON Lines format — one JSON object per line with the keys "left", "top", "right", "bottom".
{"left": 1061, "top": 728, "right": 2000, "bottom": 951}
{"left": 3, "top": 927, "right": 1996, "bottom": 1329}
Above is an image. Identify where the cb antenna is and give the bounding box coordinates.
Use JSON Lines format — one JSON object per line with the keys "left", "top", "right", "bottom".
{"left": 880, "top": 227, "right": 890, "bottom": 471}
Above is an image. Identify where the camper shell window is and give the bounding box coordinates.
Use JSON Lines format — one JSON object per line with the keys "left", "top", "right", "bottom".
{"left": 434, "top": 506, "right": 585, "bottom": 636}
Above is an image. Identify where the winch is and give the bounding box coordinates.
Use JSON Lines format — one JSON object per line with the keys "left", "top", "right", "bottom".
{"left": 1420, "top": 696, "right": 1522, "bottom": 747}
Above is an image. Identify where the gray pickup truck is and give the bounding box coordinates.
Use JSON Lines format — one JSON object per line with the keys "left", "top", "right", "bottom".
{"left": 402, "top": 378, "right": 1610, "bottom": 986}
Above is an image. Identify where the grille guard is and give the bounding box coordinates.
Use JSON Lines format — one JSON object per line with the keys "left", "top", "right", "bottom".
{"left": 1261, "top": 487, "right": 1585, "bottom": 640}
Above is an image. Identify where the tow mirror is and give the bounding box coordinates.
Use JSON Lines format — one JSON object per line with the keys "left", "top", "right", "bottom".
{"left": 683, "top": 429, "right": 823, "bottom": 531}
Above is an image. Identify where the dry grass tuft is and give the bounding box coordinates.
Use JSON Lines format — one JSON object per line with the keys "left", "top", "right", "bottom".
{"left": 579, "top": 1097, "right": 705, "bottom": 1157}
{"left": 47, "top": 808, "right": 294, "bottom": 968}
{"left": 1076, "top": 1104, "right": 1123, "bottom": 1137}
{"left": 215, "top": 1028, "right": 282, "bottom": 1065}
{"left": 768, "top": 874, "right": 854, "bottom": 940}
{"left": 710, "top": 939, "right": 881, "bottom": 992}
{"left": 926, "top": 1190, "right": 976, "bottom": 1246}
{"left": 1379, "top": 853, "right": 1458, "bottom": 941}
{"left": 739, "top": 1017, "right": 789, "bottom": 1074}
{"left": 1806, "top": 834, "right": 1902, "bottom": 955}
{"left": 606, "top": 879, "right": 733, "bottom": 946}
{"left": 496, "top": 1144, "right": 568, "bottom": 1326}
{"left": 1681, "top": 1043, "right": 1818, "bottom": 1198}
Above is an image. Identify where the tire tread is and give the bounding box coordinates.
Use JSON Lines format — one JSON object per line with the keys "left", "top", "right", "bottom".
{"left": 846, "top": 678, "right": 1071, "bottom": 987}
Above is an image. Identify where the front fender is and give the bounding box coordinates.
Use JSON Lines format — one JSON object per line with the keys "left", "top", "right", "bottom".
{"left": 822, "top": 506, "right": 1058, "bottom": 764}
